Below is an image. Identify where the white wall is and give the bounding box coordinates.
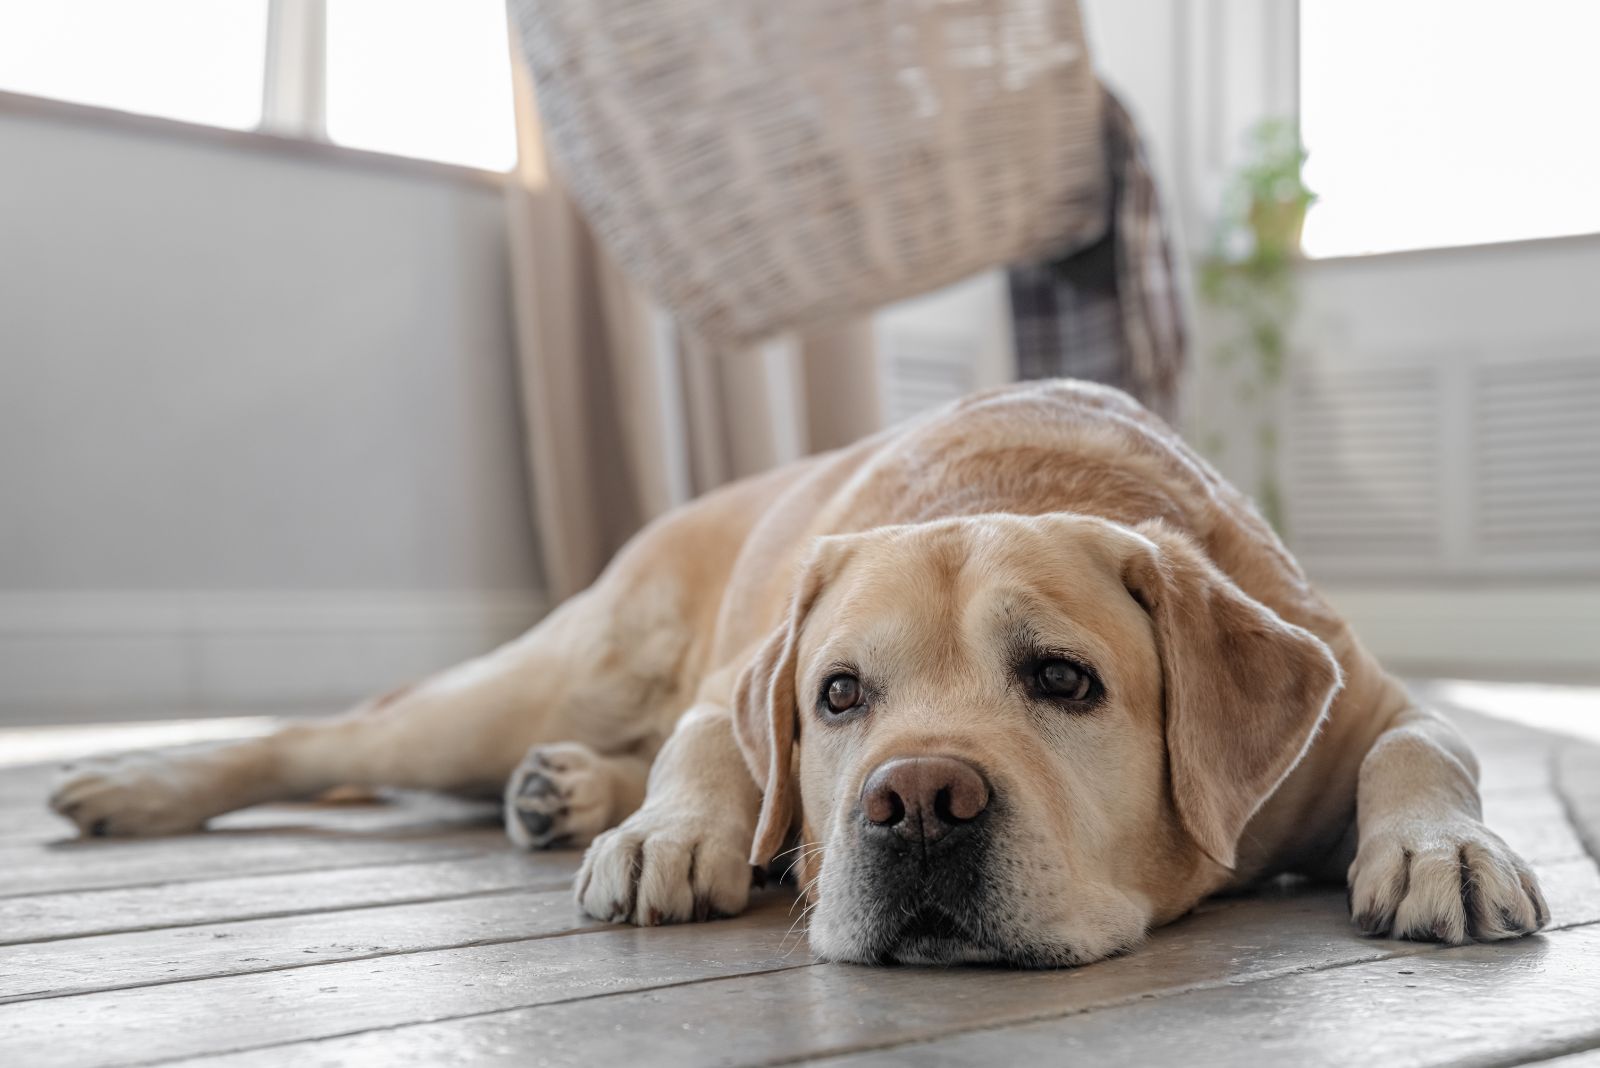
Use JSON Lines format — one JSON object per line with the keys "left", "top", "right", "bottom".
{"left": 0, "top": 108, "right": 543, "bottom": 716}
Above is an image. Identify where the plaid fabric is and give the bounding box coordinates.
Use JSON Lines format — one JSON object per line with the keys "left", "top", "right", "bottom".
{"left": 1008, "top": 85, "right": 1187, "bottom": 422}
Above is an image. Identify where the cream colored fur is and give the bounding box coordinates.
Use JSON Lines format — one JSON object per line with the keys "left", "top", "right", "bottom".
{"left": 48, "top": 381, "right": 1546, "bottom": 964}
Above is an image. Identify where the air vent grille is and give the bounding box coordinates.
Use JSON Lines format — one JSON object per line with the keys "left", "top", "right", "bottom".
{"left": 1285, "top": 366, "right": 1442, "bottom": 563}
{"left": 1285, "top": 349, "right": 1600, "bottom": 578}
{"left": 881, "top": 334, "right": 978, "bottom": 426}
{"left": 1476, "top": 357, "right": 1600, "bottom": 557}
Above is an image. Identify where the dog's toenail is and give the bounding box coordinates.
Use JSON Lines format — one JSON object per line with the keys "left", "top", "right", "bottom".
{"left": 89, "top": 818, "right": 109, "bottom": 837}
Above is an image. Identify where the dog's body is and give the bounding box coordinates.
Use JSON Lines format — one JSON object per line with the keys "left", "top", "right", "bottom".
{"left": 50, "top": 381, "right": 1546, "bottom": 964}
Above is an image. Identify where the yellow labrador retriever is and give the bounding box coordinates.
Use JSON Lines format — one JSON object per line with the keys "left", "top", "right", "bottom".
{"left": 49, "top": 381, "right": 1546, "bottom": 965}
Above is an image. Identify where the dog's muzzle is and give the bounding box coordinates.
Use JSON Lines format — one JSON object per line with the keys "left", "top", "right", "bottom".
{"left": 850, "top": 754, "right": 1002, "bottom": 962}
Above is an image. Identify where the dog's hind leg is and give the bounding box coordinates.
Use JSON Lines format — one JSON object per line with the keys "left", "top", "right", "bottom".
{"left": 47, "top": 636, "right": 591, "bottom": 838}
{"left": 47, "top": 468, "right": 776, "bottom": 840}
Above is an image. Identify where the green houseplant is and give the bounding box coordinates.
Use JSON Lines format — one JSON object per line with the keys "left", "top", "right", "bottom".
{"left": 1197, "top": 119, "right": 1316, "bottom": 533}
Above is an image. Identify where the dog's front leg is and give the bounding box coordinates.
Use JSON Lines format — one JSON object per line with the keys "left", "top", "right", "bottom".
{"left": 575, "top": 702, "right": 761, "bottom": 925}
{"left": 1348, "top": 704, "right": 1548, "bottom": 943}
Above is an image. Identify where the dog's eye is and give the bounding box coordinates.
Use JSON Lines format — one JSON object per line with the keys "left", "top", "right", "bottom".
{"left": 1033, "top": 658, "right": 1097, "bottom": 702}
{"left": 822, "top": 673, "right": 863, "bottom": 715}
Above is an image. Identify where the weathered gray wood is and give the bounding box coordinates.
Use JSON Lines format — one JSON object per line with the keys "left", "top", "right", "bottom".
{"left": 0, "top": 762, "right": 58, "bottom": 805}
{"left": 1527, "top": 1050, "right": 1600, "bottom": 1068}
{"left": 0, "top": 825, "right": 511, "bottom": 897}
{"left": 1483, "top": 789, "right": 1592, "bottom": 865}
{"left": 0, "top": 850, "right": 579, "bottom": 945}
{"left": 1556, "top": 742, "right": 1600, "bottom": 863}
{"left": 0, "top": 893, "right": 811, "bottom": 1068}
{"left": 810, "top": 924, "right": 1600, "bottom": 1068}
{"left": 0, "top": 886, "right": 602, "bottom": 1002}
{"left": 154, "top": 859, "right": 1600, "bottom": 1068}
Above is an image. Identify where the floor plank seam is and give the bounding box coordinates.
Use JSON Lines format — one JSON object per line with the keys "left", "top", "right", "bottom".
{"left": 0, "top": 918, "right": 619, "bottom": 1006}
{"left": 1499, "top": 1034, "right": 1600, "bottom": 1068}
{"left": 128, "top": 963, "right": 821, "bottom": 1068}
{"left": 1550, "top": 749, "right": 1600, "bottom": 873}
{"left": 0, "top": 844, "right": 509, "bottom": 902}
{"left": 0, "top": 878, "right": 574, "bottom": 948}
{"left": 748, "top": 917, "right": 1600, "bottom": 1068}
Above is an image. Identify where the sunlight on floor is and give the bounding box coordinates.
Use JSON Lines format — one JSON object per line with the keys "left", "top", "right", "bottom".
{"left": 1434, "top": 681, "right": 1600, "bottom": 746}
{"left": 0, "top": 717, "right": 280, "bottom": 768}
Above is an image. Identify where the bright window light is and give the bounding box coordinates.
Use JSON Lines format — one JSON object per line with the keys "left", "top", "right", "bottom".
{"left": 1300, "top": 0, "right": 1600, "bottom": 257}
{"left": 0, "top": 0, "right": 269, "bottom": 130}
{"left": 325, "top": 0, "right": 517, "bottom": 172}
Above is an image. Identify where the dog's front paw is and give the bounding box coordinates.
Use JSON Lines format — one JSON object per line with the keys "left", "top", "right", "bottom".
{"left": 575, "top": 806, "right": 753, "bottom": 926}
{"left": 1348, "top": 817, "right": 1549, "bottom": 943}
{"left": 49, "top": 754, "right": 214, "bottom": 837}
{"left": 504, "top": 742, "right": 617, "bottom": 850}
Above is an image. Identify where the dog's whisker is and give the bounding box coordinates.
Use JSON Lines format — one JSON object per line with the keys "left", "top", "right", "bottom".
{"left": 783, "top": 845, "right": 825, "bottom": 918}
{"left": 780, "top": 899, "right": 820, "bottom": 957}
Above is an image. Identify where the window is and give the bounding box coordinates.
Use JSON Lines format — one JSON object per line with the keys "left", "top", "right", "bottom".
{"left": 324, "top": 0, "right": 516, "bottom": 172}
{"left": 0, "top": 0, "right": 517, "bottom": 172}
{"left": 1299, "top": 0, "right": 1600, "bottom": 257}
{"left": 0, "top": 0, "right": 270, "bottom": 130}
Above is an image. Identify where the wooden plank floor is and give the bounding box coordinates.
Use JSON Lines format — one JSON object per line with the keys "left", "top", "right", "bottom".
{"left": 2, "top": 695, "right": 1598, "bottom": 1067}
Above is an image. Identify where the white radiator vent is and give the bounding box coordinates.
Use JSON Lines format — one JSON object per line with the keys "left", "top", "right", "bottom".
{"left": 873, "top": 272, "right": 1014, "bottom": 427}
{"left": 879, "top": 332, "right": 978, "bottom": 426}
{"left": 1285, "top": 366, "right": 1442, "bottom": 563}
{"left": 1285, "top": 348, "right": 1600, "bottom": 579}
{"left": 1476, "top": 357, "right": 1600, "bottom": 559}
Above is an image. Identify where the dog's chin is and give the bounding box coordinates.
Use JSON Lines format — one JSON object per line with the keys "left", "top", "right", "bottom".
{"left": 814, "top": 905, "right": 1115, "bottom": 968}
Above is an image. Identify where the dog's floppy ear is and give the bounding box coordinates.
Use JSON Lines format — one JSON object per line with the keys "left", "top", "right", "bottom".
{"left": 1123, "top": 521, "right": 1342, "bottom": 870}
{"left": 731, "top": 539, "right": 847, "bottom": 869}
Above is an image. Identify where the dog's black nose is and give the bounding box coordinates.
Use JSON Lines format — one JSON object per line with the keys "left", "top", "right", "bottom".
{"left": 861, "top": 755, "right": 990, "bottom": 846}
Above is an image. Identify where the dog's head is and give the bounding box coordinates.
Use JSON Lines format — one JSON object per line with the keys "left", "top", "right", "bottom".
{"left": 733, "top": 513, "right": 1340, "bottom": 966}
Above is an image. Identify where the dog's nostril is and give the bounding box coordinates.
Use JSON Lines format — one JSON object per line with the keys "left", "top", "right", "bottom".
{"left": 866, "top": 788, "right": 905, "bottom": 826}
{"left": 861, "top": 756, "right": 990, "bottom": 842}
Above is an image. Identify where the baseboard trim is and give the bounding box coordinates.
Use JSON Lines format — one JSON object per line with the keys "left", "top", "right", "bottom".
{"left": 0, "top": 590, "right": 548, "bottom": 717}
{"left": 1324, "top": 586, "right": 1600, "bottom": 683}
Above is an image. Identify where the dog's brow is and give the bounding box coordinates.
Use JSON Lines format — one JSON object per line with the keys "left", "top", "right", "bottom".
{"left": 983, "top": 589, "right": 1052, "bottom": 634}
{"left": 967, "top": 588, "right": 1049, "bottom": 656}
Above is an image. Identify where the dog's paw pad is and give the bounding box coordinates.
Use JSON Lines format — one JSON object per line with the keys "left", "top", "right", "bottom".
{"left": 503, "top": 743, "right": 610, "bottom": 850}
